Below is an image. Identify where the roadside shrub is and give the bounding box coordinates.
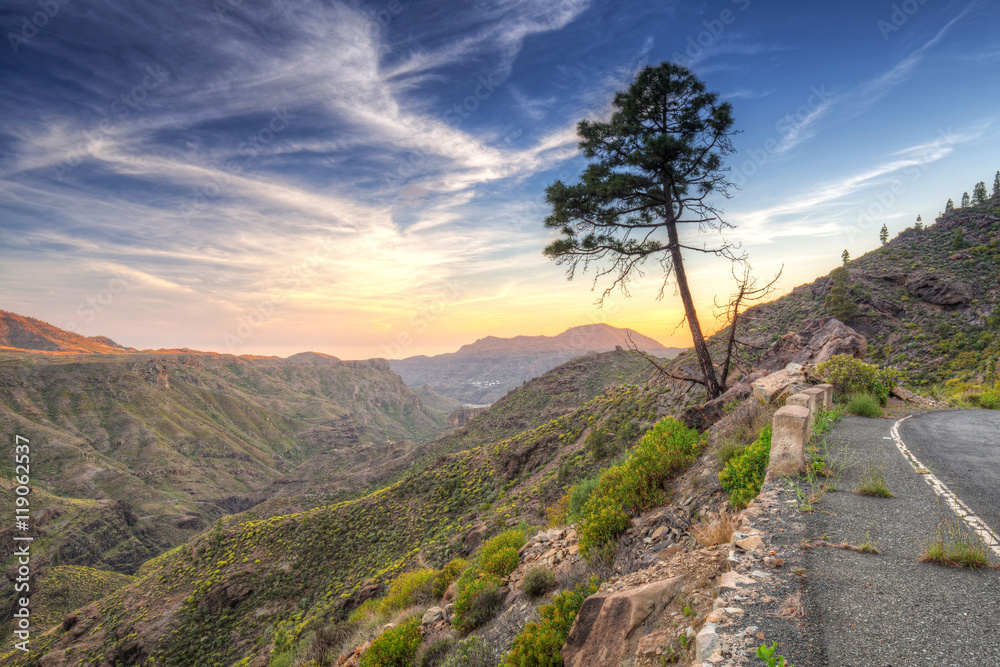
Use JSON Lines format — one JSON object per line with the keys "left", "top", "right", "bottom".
{"left": 521, "top": 566, "right": 557, "bottom": 598}
{"left": 360, "top": 616, "right": 422, "bottom": 667}
{"left": 432, "top": 559, "right": 466, "bottom": 600}
{"left": 577, "top": 417, "right": 705, "bottom": 563}
{"left": 980, "top": 387, "right": 1000, "bottom": 410}
{"left": 452, "top": 575, "right": 503, "bottom": 633}
{"left": 418, "top": 637, "right": 455, "bottom": 667}
{"left": 718, "top": 426, "right": 772, "bottom": 510}
{"left": 816, "top": 355, "right": 900, "bottom": 406}
{"left": 846, "top": 392, "right": 883, "bottom": 418}
{"left": 503, "top": 578, "right": 599, "bottom": 667}
{"left": 353, "top": 569, "right": 437, "bottom": 620}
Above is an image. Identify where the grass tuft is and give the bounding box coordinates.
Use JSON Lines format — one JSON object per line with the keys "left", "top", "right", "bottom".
{"left": 846, "top": 392, "right": 883, "bottom": 418}
{"left": 690, "top": 510, "right": 740, "bottom": 547}
{"left": 919, "top": 502, "right": 993, "bottom": 569}
{"left": 856, "top": 454, "right": 893, "bottom": 498}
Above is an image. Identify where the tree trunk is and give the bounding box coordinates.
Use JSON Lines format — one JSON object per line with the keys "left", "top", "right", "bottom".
{"left": 666, "top": 221, "right": 723, "bottom": 399}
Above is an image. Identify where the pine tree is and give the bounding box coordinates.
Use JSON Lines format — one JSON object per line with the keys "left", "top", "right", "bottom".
{"left": 826, "top": 266, "right": 857, "bottom": 321}
{"left": 952, "top": 229, "right": 966, "bottom": 250}
{"left": 841, "top": 249, "right": 850, "bottom": 265}
{"left": 946, "top": 198, "right": 954, "bottom": 212}
{"left": 961, "top": 192, "right": 970, "bottom": 208}
{"left": 879, "top": 223, "right": 888, "bottom": 245}
{"left": 914, "top": 215, "right": 923, "bottom": 232}
{"left": 973, "top": 181, "right": 988, "bottom": 205}
{"left": 993, "top": 171, "right": 1000, "bottom": 199}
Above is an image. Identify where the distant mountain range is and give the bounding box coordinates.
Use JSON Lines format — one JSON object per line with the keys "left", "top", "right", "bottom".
{"left": 389, "top": 323, "right": 684, "bottom": 404}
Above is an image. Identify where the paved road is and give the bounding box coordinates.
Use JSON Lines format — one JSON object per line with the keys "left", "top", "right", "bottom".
{"left": 899, "top": 410, "right": 1000, "bottom": 540}
{"left": 800, "top": 413, "right": 1000, "bottom": 666}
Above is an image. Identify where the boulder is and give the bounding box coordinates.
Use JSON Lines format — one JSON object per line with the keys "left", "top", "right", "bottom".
{"left": 562, "top": 576, "right": 684, "bottom": 667}
{"left": 751, "top": 370, "right": 806, "bottom": 404}
{"left": 905, "top": 274, "right": 972, "bottom": 307}
{"left": 422, "top": 606, "right": 446, "bottom": 625}
{"left": 752, "top": 318, "right": 866, "bottom": 374}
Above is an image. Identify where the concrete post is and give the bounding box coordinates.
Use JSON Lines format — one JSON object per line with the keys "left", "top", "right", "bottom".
{"left": 767, "top": 405, "right": 810, "bottom": 479}
{"left": 803, "top": 387, "right": 825, "bottom": 415}
{"left": 815, "top": 384, "right": 834, "bottom": 409}
{"left": 785, "top": 394, "right": 813, "bottom": 442}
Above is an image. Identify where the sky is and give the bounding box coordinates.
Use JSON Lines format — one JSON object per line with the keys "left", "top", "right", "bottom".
{"left": 1, "top": 0, "right": 999, "bottom": 359}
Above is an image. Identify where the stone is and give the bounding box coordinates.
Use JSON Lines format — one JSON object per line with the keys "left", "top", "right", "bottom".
{"left": 750, "top": 570, "right": 771, "bottom": 579}
{"left": 905, "top": 273, "right": 973, "bottom": 307}
{"left": 422, "top": 607, "right": 446, "bottom": 625}
{"left": 651, "top": 526, "right": 668, "bottom": 540}
{"left": 751, "top": 370, "right": 805, "bottom": 405}
{"left": 718, "top": 571, "right": 755, "bottom": 593}
{"left": 891, "top": 386, "right": 936, "bottom": 408}
{"left": 764, "top": 556, "right": 785, "bottom": 568}
{"left": 767, "top": 405, "right": 809, "bottom": 479}
{"left": 751, "top": 318, "right": 867, "bottom": 375}
{"left": 562, "top": 576, "right": 684, "bottom": 667}
{"left": 635, "top": 631, "right": 670, "bottom": 660}
{"left": 734, "top": 535, "right": 763, "bottom": 551}
{"left": 694, "top": 623, "right": 719, "bottom": 663}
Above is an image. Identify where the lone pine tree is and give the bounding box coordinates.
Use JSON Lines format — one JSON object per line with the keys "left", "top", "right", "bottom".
{"left": 826, "top": 266, "right": 856, "bottom": 321}
{"left": 543, "top": 62, "right": 744, "bottom": 400}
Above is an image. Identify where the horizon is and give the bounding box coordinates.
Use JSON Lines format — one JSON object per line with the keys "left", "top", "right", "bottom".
{"left": 2, "top": 0, "right": 999, "bottom": 359}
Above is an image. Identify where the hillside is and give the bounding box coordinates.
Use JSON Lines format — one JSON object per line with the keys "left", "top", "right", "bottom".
{"left": 4, "top": 349, "right": 683, "bottom": 666}
{"left": 0, "top": 311, "right": 132, "bottom": 354}
{"left": 390, "top": 323, "right": 683, "bottom": 404}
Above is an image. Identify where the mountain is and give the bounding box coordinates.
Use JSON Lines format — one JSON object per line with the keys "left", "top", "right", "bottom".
{"left": 390, "top": 323, "right": 683, "bottom": 404}
{"left": 6, "top": 348, "right": 674, "bottom": 666}
{"left": 0, "top": 311, "right": 132, "bottom": 354}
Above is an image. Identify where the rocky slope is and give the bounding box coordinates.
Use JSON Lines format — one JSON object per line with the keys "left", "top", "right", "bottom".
{"left": 390, "top": 323, "right": 682, "bottom": 404}
{"left": 0, "top": 311, "right": 132, "bottom": 354}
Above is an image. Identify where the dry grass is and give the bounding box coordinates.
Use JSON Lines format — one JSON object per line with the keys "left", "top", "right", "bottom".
{"left": 690, "top": 510, "right": 740, "bottom": 547}
{"left": 776, "top": 590, "right": 804, "bottom": 621}
{"left": 919, "top": 505, "right": 994, "bottom": 570}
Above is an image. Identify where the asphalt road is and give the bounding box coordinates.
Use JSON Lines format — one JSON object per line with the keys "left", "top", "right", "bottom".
{"left": 899, "top": 410, "right": 1000, "bottom": 540}
{"left": 800, "top": 413, "right": 1000, "bottom": 666}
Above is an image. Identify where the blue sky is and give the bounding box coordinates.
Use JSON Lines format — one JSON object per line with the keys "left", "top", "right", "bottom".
{"left": 1, "top": 0, "right": 998, "bottom": 358}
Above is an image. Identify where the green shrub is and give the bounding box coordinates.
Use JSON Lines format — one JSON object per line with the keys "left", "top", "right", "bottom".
{"left": 360, "top": 616, "right": 422, "bottom": 667}
{"left": 816, "top": 354, "right": 900, "bottom": 406}
{"left": 452, "top": 574, "right": 503, "bottom": 633}
{"left": 440, "top": 636, "right": 502, "bottom": 667}
{"left": 452, "top": 529, "right": 526, "bottom": 633}
{"left": 521, "top": 566, "right": 557, "bottom": 598}
{"left": 980, "top": 387, "right": 1000, "bottom": 410}
{"left": 718, "top": 426, "right": 771, "bottom": 510}
{"left": 577, "top": 417, "right": 705, "bottom": 563}
{"left": 503, "top": 578, "right": 599, "bottom": 667}
{"left": 352, "top": 569, "right": 438, "bottom": 620}
{"left": 846, "top": 392, "right": 883, "bottom": 418}
{"left": 418, "top": 637, "right": 455, "bottom": 667}
{"left": 566, "top": 478, "right": 599, "bottom": 522}
{"left": 585, "top": 428, "right": 608, "bottom": 458}
{"left": 432, "top": 559, "right": 466, "bottom": 599}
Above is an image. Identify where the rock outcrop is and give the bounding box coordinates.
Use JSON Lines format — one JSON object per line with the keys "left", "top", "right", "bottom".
{"left": 904, "top": 273, "right": 973, "bottom": 307}
{"left": 562, "top": 576, "right": 684, "bottom": 667}
{"left": 752, "top": 318, "right": 866, "bottom": 374}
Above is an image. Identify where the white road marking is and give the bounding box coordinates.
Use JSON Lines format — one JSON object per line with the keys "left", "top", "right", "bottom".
{"left": 890, "top": 415, "right": 1000, "bottom": 560}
